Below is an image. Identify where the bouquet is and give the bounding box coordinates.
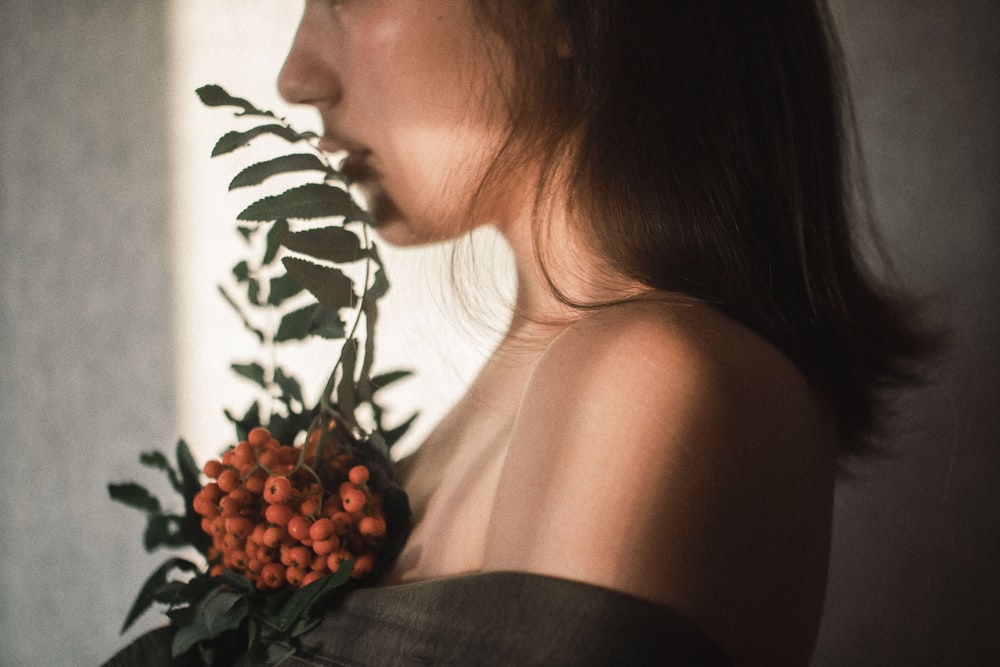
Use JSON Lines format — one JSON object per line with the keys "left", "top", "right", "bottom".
{"left": 108, "top": 86, "right": 412, "bottom": 666}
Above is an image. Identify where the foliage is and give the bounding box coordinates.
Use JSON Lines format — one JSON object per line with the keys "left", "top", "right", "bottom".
{"left": 108, "top": 85, "right": 413, "bottom": 665}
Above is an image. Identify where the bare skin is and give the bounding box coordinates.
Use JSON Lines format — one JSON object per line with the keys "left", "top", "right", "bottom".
{"left": 279, "top": 2, "right": 837, "bottom": 663}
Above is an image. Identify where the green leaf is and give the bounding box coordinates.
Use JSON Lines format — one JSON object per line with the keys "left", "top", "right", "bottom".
{"left": 267, "top": 560, "right": 353, "bottom": 634}
{"left": 238, "top": 183, "right": 364, "bottom": 223}
{"left": 226, "top": 402, "right": 261, "bottom": 442}
{"left": 237, "top": 226, "right": 255, "bottom": 242}
{"left": 231, "top": 362, "right": 267, "bottom": 389}
{"left": 172, "top": 589, "right": 250, "bottom": 655}
{"left": 139, "top": 450, "right": 183, "bottom": 493}
{"left": 229, "top": 153, "right": 330, "bottom": 190}
{"left": 196, "top": 84, "right": 276, "bottom": 118}
{"left": 282, "top": 258, "right": 356, "bottom": 310}
{"left": 212, "top": 124, "right": 305, "bottom": 157}
{"left": 120, "top": 557, "right": 200, "bottom": 634}
{"left": 280, "top": 226, "right": 367, "bottom": 264}
{"left": 109, "top": 482, "right": 161, "bottom": 514}
{"left": 267, "top": 273, "right": 305, "bottom": 306}
{"left": 264, "top": 219, "right": 290, "bottom": 266}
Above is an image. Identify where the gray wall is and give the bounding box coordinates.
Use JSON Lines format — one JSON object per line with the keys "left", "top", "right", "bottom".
{"left": 0, "top": 3, "right": 176, "bottom": 664}
{"left": 0, "top": 2, "right": 996, "bottom": 665}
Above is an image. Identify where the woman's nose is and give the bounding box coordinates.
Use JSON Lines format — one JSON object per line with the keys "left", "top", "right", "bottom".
{"left": 278, "top": 9, "right": 340, "bottom": 106}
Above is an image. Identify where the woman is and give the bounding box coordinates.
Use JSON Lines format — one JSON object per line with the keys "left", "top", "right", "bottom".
{"left": 109, "top": 1, "right": 933, "bottom": 665}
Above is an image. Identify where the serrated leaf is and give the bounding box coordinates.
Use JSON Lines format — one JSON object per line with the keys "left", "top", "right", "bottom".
{"left": 212, "top": 124, "right": 304, "bottom": 157}
{"left": 120, "top": 557, "right": 200, "bottom": 633}
{"left": 109, "top": 482, "right": 161, "bottom": 514}
{"left": 267, "top": 273, "right": 305, "bottom": 306}
{"left": 280, "top": 226, "right": 367, "bottom": 264}
{"left": 264, "top": 219, "right": 290, "bottom": 266}
{"left": 139, "top": 451, "right": 183, "bottom": 493}
{"left": 282, "top": 258, "right": 356, "bottom": 311}
{"left": 231, "top": 362, "right": 267, "bottom": 389}
{"left": 196, "top": 84, "right": 276, "bottom": 118}
{"left": 229, "top": 153, "right": 330, "bottom": 190}
{"left": 238, "top": 183, "right": 364, "bottom": 223}
{"left": 237, "top": 226, "right": 254, "bottom": 242}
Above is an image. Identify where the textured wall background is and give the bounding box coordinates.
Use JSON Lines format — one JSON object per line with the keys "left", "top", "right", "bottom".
{"left": 0, "top": 1, "right": 996, "bottom": 665}
{"left": 0, "top": 2, "right": 176, "bottom": 665}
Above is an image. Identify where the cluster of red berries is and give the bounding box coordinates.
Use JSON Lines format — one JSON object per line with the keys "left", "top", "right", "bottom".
{"left": 192, "top": 425, "right": 388, "bottom": 591}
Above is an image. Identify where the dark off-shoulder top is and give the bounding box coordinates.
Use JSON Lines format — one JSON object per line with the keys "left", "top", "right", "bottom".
{"left": 104, "top": 572, "right": 731, "bottom": 666}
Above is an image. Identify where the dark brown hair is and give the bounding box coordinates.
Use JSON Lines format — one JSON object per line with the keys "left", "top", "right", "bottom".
{"left": 471, "top": 0, "right": 938, "bottom": 454}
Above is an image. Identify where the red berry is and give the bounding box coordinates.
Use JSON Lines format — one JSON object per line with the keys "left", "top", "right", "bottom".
{"left": 340, "top": 488, "right": 366, "bottom": 513}
{"left": 217, "top": 468, "right": 240, "bottom": 493}
{"left": 265, "top": 503, "right": 294, "bottom": 526}
{"left": 287, "top": 515, "right": 313, "bottom": 542}
{"left": 348, "top": 465, "right": 370, "bottom": 485}
{"left": 358, "top": 516, "right": 386, "bottom": 538}
{"left": 350, "top": 554, "right": 375, "bottom": 579}
{"left": 260, "top": 562, "right": 286, "bottom": 589}
{"left": 301, "top": 571, "right": 324, "bottom": 587}
{"left": 309, "top": 518, "right": 335, "bottom": 542}
{"left": 248, "top": 427, "right": 271, "bottom": 448}
{"left": 225, "top": 517, "right": 253, "bottom": 539}
{"left": 263, "top": 476, "right": 293, "bottom": 504}
{"left": 286, "top": 566, "right": 306, "bottom": 587}
{"left": 330, "top": 512, "right": 353, "bottom": 536}
{"left": 233, "top": 441, "right": 255, "bottom": 468}
{"left": 312, "top": 539, "right": 338, "bottom": 555}
{"left": 203, "top": 460, "right": 223, "bottom": 479}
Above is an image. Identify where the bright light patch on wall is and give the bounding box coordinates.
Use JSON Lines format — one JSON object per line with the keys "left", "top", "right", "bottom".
{"left": 166, "top": 1, "right": 508, "bottom": 464}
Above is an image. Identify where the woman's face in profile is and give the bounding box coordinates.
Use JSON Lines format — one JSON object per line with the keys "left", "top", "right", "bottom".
{"left": 279, "top": 0, "right": 521, "bottom": 246}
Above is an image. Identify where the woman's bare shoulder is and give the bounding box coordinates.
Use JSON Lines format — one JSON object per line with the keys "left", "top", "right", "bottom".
{"left": 483, "top": 296, "right": 836, "bottom": 665}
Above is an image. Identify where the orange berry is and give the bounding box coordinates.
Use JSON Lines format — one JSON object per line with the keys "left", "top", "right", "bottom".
{"left": 287, "top": 515, "right": 313, "bottom": 542}
{"left": 301, "top": 570, "right": 324, "bottom": 587}
{"left": 286, "top": 566, "right": 306, "bottom": 587}
{"left": 233, "top": 441, "right": 255, "bottom": 468}
{"left": 230, "top": 549, "right": 250, "bottom": 570}
{"left": 260, "top": 562, "right": 286, "bottom": 589}
{"left": 209, "top": 564, "right": 225, "bottom": 577}
{"left": 248, "top": 427, "right": 271, "bottom": 448}
{"left": 326, "top": 549, "right": 352, "bottom": 572}
{"left": 265, "top": 503, "right": 294, "bottom": 526}
{"left": 288, "top": 546, "right": 313, "bottom": 569}
{"left": 263, "top": 476, "right": 293, "bottom": 504}
{"left": 217, "top": 468, "right": 240, "bottom": 493}
{"left": 309, "top": 518, "right": 335, "bottom": 542}
{"left": 258, "top": 449, "right": 280, "bottom": 469}
{"left": 225, "top": 517, "right": 253, "bottom": 539}
{"left": 203, "top": 459, "right": 223, "bottom": 479}
{"left": 348, "top": 465, "right": 369, "bottom": 486}
{"left": 350, "top": 554, "right": 375, "bottom": 579}
{"left": 340, "top": 488, "right": 366, "bottom": 513}
{"left": 300, "top": 497, "right": 321, "bottom": 517}
{"left": 244, "top": 474, "right": 265, "bottom": 495}
{"left": 358, "top": 516, "right": 386, "bottom": 538}
{"left": 312, "top": 539, "right": 338, "bottom": 555}
{"left": 329, "top": 512, "right": 352, "bottom": 536}
{"left": 262, "top": 525, "right": 285, "bottom": 548}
